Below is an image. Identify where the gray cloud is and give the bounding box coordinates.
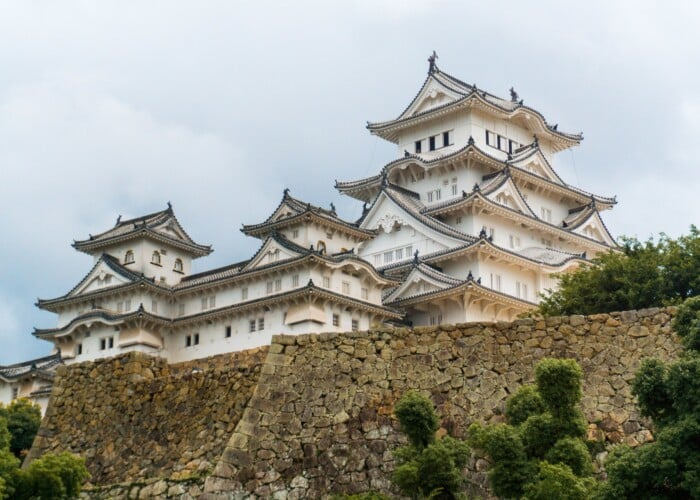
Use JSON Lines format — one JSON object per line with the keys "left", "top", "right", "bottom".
{"left": 2, "top": 1, "right": 699, "bottom": 363}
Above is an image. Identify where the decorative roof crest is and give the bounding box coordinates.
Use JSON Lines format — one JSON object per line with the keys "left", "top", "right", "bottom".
{"left": 427, "top": 50, "right": 439, "bottom": 74}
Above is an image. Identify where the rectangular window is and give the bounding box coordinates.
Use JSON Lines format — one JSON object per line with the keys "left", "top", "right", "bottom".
{"left": 430, "top": 315, "right": 436, "bottom": 326}
{"left": 116, "top": 301, "right": 123, "bottom": 313}
{"left": 225, "top": 326, "right": 232, "bottom": 338}
{"left": 108, "top": 337, "right": 114, "bottom": 348}
{"left": 485, "top": 130, "right": 492, "bottom": 146}
{"left": 361, "top": 287, "right": 369, "bottom": 300}
{"left": 178, "top": 303, "right": 185, "bottom": 317}
{"left": 326, "top": 232, "right": 333, "bottom": 240}
{"left": 443, "top": 131, "right": 450, "bottom": 147}
{"left": 374, "top": 255, "right": 381, "bottom": 266}
{"left": 522, "top": 284, "right": 528, "bottom": 300}
{"left": 152, "top": 300, "right": 158, "bottom": 313}
{"left": 292, "top": 229, "right": 299, "bottom": 238}
{"left": 275, "top": 279, "right": 282, "bottom": 291}
{"left": 209, "top": 296, "right": 215, "bottom": 308}
{"left": 395, "top": 249, "right": 403, "bottom": 261}
{"left": 258, "top": 318, "right": 265, "bottom": 330}
{"left": 249, "top": 320, "right": 256, "bottom": 332}
{"left": 491, "top": 274, "right": 501, "bottom": 291}
{"left": 186, "top": 335, "right": 192, "bottom": 347}
{"left": 292, "top": 274, "right": 299, "bottom": 287}
{"left": 342, "top": 281, "right": 350, "bottom": 294}
{"left": 456, "top": 216, "right": 462, "bottom": 224}
{"left": 405, "top": 245, "right": 413, "bottom": 257}
{"left": 201, "top": 297, "right": 208, "bottom": 311}
{"left": 516, "top": 281, "right": 521, "bottom": 298}
{"left": 426, "top": 191, "right": 433, "bottom": 203}
{"left": 414, "top": 140, "right": 422, "bottom": 153}
{"left": 435, "top": 189, "right": 441, "bottom": 201}
{"left": 384, "top": 251, "right": 393, "bottom": 264}
{"left": 241, "top": 287, "right": 248, "bottom": 300}
{"left": 77, "top": 343, "right": 83, "bottom": 355}
{"left": 124, "top": 299, "right": 131, "bottom": 311}
{"left": 11, "top": 388, "right": 18, "bottom": 400}
{"left": 194, "top": 333, "right": 199, "bottom": 345}
{"left": 351, "top": 319, "right": 359, "bottom": 331}
{"left": 451, "top": 184, "right": 458, "bottom": 196}
{"left": 332, "top": 314, "right": 340, "bottom": 327}
{"left": 541, "top": 207, "right": 552, "bottom": 222}
{"left": 100, "top": 338, "right": 106, "bottom": 350}
{"left": 266, "top": 281, "right": 273, "bottom": 294}
{"left": 323, "top": 276, "right": 331, "bottom": 288}
{"left": 429, "top": 136, "right": 436, "bottom": 151}
{"left": 541, "top": 238, "right": 552, "bottom": 247}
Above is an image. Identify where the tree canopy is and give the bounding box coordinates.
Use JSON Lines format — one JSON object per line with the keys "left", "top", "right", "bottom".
{"left": 538, "top": 227, "right": 700, "bottom": 316}
{"left": 0, "top": 399, "right": 41, "bottom": 458}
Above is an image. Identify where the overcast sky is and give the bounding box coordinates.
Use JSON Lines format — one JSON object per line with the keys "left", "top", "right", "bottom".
{"left": 2, "top": 1, "right": 699, "bottom": 364}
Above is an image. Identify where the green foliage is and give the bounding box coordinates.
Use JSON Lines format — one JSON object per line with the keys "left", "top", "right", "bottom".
{"left": 545, "top": 438, "right": 593, "bottom": 477}
{"left": 535, "top": 358, "right": 583, "bottom": 416}
{"left": 468, "top": 358, "right": 594, "bottom": 498}
{"left": 523, "top": 462, "right": 592, "bottom": 500}
{"left": 394, "top": 391, "right": 439, "bottom": 450}
{"left": 538, "top": 228, "right": 700, "bottom": 316}
{"left": 8, "top": 451, "right": 89, "bottom": 500}
{"left": 0, "top": 398, "right": 42, "bottom": 457}
{"left": 332, "top": 494, "right": 391, "bottom": 500}
{"left": 392, "top": 392, "right": 470, "bottom": 499}
{"left": 506, "top": 385, "right": 545, "bottom": 426}
{"left": 599, "top": 297, "right": 700, "bottom": 498}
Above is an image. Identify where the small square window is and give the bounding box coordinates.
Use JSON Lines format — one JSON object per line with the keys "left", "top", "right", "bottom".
{"left": 332, "top": 314, "right": 340, "bottom": 327}
{"left": 249, "top": 320, "right": 256, "bottom": 332}
{"left": 351, "top": 319, "right": 359, "bottom": 331}
{"left": 258, "top": 318, "right": 265, "bottom": 330}
{"left": 241, "top": 287, "right": 248, "bottom": 300}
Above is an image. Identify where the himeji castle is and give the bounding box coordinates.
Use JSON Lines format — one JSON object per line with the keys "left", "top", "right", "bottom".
{"left": 5, "top": 55, "right": 617, "bottom": 410}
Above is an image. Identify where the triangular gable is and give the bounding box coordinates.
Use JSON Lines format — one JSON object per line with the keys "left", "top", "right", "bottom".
{"left": 269, "top": 201, "right": 304, "bottom": 223}
{"left": 242, "top": 236, "right": 305, "bottom": 271}
{"left": 510, "top": 148, "right": 564, "bottom": 185}
{"left": 384, "top": 265, "right": 461, "bottom": 303}
{"left": 358, "top": 192, "right": 465, "bottom": 258}
{"left": 484, "top": 176, "right": 536, "bottom": 216}
{"left": 570, "top": 211, "right": 616, "bottom": 246}
{"left": 399, "top": 76, "right": 466, "bottom": 120}
{"left": 151, "top": 216, "right": 195, "bottom": 244}
{"left": 69, "top": 257, "right": 137, "bottom": 297}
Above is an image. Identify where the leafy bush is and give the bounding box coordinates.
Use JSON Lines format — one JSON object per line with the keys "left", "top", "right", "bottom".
{"left": 0, "top": 399, "right": 41, "bottom": 457}
{"left": 469, "top": 358, "right": 594, "bottom": 498}
{"left": 392, "top": 391, "right": 470, "bottom": 499}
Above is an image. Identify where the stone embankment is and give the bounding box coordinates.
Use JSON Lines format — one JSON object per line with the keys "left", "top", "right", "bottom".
{"left": 28, "top": 348, "right": 267, "bottom": 486}
{"left": 28, "top": 308, "right": 681, "bottom": 498}
{"left": 203, "top": 307, "right": 680, "bottom": 497}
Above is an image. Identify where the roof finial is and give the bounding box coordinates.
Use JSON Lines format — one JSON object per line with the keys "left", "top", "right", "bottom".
{"left": 509, "top": 87, "right": 519, "bottom": 103}
{"left": 428, "top": 50, "right": 439, "bottom": 74}
{"left": 473, "top": 182, "right": 480, "bottom": 192}
{"left": 362, "top": 202, "right": 369, "bottom": 215}
{"left": 413, "top": 249, "right": 420, "bottom": 264}
{"left": 467, "top": 270, "right": 474, "bottom": 281}
{"left": 533, "top": 136, "right": 539, "bottom": 147}
{"left": 283, "top": 187, "right": 290, "bottom": 197}
{"left": 479, "top": 227, "right": 487, "bottom": 239}
{"left": 116, "top": 215, "right": 122, "bottom": 225}
{"left": 552, "top": 123, "right": 558, "bottom": 131}
{"left": 330, "top": 202, "right": 336, "bottom": 213}
{"left": 404, "top": 150, "right": 410, "bottom": 157}
{"left": 467, "top": 135, "right": 474, "bottom": 146}
{"left": 167, "top": 201, "right": 172, "bottom": 210}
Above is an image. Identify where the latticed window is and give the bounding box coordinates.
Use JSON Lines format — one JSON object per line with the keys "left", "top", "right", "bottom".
{"left": 173, "top": 258, "right": 183, "bottom": 272}
{"left": 124, "top": 250, "right": 135, "bottom": 264}
{"left": 151, "top": 251, "right": 161, "bottom": 265}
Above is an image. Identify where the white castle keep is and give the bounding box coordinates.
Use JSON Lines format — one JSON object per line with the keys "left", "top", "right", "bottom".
{"left": 4, "top": 56, "right": 617, "bottom": 411}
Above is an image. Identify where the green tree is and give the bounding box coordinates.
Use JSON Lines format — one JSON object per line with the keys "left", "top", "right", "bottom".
{"left": 0, "top": 398, "right": 42, "bottom": 457}
{"left": 596, "top": 297, "right": 700, "bottom": 499}
{"left": 392, "top": 391, "right": 470, "bottom": 499}
{"left": 537, "top": 228, "right": 700, "bottom": 316}
{"left": 468, "top": 358, "right": 594, "bottom": 498}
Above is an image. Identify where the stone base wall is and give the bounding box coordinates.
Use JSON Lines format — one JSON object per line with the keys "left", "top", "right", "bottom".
{"left": 28, "top": 347, "right": 267, "bottom": 485}
{"left": 203, "top": 308, "right": 680, "bottom": 498}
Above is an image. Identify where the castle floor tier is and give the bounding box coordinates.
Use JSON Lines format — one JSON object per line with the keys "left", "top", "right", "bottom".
{"left": 26, "top": 56, "right": 616, "bottom": 378}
